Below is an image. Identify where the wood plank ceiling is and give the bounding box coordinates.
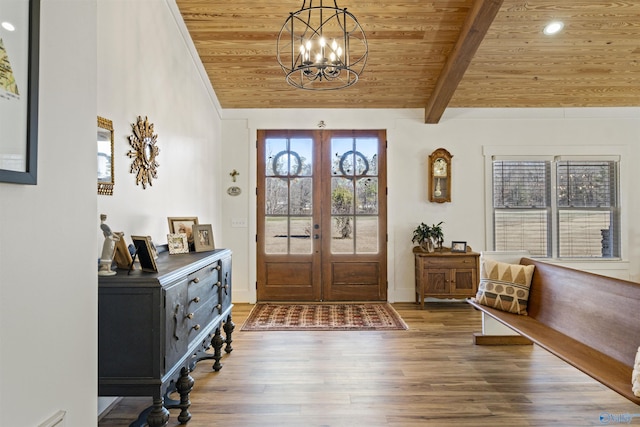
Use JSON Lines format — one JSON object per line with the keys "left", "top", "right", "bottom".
{"left": 176, "top": 1, "right": 640, "bottom": 123}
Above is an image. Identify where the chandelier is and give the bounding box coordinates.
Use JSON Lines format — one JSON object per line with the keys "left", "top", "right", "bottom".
{"left": 277, "top": 0, "right": 368, "bottom": 90}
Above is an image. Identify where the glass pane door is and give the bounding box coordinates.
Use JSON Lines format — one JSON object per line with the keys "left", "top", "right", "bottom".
{"left": 264, "top": 136, "right": 314, "bottom": 255}
{"left": 257, "top": 129, "right": 386, "bottom": 302}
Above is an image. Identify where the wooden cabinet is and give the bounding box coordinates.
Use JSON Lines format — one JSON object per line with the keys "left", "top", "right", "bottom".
{"left": 99, "top": 249, "right": 233, "bottom": 427}
{"left": 414, "top": 248, "right": 479, "bottom": 308}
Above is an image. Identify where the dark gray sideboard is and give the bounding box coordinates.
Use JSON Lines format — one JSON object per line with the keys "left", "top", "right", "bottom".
{"left": 98, "top": 249, "right": 233, "bottom": 427}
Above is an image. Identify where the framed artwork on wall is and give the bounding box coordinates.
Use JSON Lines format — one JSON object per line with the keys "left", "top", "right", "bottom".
{"left": 0, "top": 0, "right": 41, "bottom": 184}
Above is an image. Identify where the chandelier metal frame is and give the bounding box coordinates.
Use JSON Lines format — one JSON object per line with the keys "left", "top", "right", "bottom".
{"left": 277, "top": 0, "right": 368, "bottom": 90}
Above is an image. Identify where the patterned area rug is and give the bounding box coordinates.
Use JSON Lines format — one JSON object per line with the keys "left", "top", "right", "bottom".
{"left": 241, "top": 303, "right": 408, "bottom": 331}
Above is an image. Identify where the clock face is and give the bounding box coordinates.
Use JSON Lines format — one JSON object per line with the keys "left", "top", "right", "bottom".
{"left": 433, "top": 158, "right": 447, "bottom": 177}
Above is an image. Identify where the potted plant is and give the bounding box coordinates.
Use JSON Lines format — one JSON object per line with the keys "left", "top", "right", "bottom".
{"left": 430, "top": 221, "right": 444, "bottom": 251}
{"left": 412, "top": 222, "right": 432, "bottom": 252}
{"left": 412, "top": 221, "right": 444, "bottom": 252}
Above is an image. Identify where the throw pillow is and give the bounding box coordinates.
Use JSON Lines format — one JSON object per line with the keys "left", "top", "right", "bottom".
{"left": 633, "top": 346, "right": 640, "bottom": 398}
{"left": 474, "top": 258, "right": 535, "bottom": 315}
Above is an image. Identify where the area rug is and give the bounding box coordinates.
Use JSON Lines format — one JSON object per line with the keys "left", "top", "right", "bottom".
{"left": 240, "top": 303, "right": 408, "bottom": 331}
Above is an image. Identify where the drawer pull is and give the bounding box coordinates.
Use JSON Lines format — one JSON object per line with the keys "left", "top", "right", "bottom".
{"left": 216, "top": 265, "right": 221, "bottom": 271}
{"left": 192, "top": 297, "right": 200, "bottom": 304}
{"left": 186, "top": 312, "right": 194, "bottom": 319}
{"left": 191, "top": 277, "right": 200, "bottom": 284}
{"left": 192, "top": 324, "right": 201, "bottom": 331}
{"left": 216, "top": 304, "right": 222, "bottom": 311}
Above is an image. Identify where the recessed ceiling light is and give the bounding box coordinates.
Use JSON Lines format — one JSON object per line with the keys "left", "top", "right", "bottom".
{"left": 1, "top": 22, "right": 15, "bottom": 32}
{"left": 543, "top": 21, "right": 564, "bottom": 35}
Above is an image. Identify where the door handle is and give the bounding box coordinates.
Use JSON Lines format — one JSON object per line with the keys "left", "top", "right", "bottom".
{"left": 314, "top": 234, "right": 320, "bottom": 239}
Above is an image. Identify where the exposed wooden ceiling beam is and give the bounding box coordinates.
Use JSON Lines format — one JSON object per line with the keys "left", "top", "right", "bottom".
{"left": 424, "top": 0, "right": 504, "bottom": 124}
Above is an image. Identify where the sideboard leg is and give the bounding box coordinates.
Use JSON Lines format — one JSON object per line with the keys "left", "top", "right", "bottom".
{"left": 175, "top": 366, "right": 194, "bottom": 424}
{"left": 212, "top": 327, "right": 224, "bottom": 371}
{"left": 145, "top": 398, "right": 169, "bottom": 427}
{"left": 223, "top": 314, "right": 235, "bottom": 354}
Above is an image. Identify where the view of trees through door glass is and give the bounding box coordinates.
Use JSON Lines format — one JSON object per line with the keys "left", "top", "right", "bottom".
{"left": 264, "top": 137, "right": 313, "bottom": 254}
{"left": 263, "top": 135, "right": 381, "bottom": 255}
{"left": 331, "top": 137, "right": 379, "bottom": 254}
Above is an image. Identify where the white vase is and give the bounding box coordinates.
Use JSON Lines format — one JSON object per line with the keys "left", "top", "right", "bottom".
{"left": 420, "top": 240, "right": 434, "bottom": 253}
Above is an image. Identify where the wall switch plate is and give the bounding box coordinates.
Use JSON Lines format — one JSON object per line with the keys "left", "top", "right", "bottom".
{"left": 231, "top": 218, "right": 247, "bottom": 228}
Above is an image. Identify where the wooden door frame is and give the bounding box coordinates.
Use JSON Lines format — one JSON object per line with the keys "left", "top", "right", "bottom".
{"left": 256, "top": 129, "right": 387, "bottom": 302}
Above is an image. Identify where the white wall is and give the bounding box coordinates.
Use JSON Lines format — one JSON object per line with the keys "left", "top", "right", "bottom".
{"left": 0, "top": 0, "right": 223, "bottom": 424}
{"left": 220, "top": 107, "right": 640, "bottom": 303}
{"left": 97, "top": 0, "right": 222, "bottom": 252}
{"left": 220, "top": 120, "right": 251, "bottom": 301}
{"left": 0, "top": 1, "right": 98, "bottom": 426}
{"left": 96, "top": 0, "right": 222, "bottom": 415}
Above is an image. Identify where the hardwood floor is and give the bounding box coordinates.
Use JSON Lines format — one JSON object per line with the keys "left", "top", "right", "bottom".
{"left": 99, "top": 302, "right": 639, "bottom": 426}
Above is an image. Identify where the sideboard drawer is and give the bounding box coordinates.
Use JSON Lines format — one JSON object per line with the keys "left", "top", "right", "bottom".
{"left": 420, "top": 256, "right": 476, "bottom": 270}
{"left": 188, "top": 263, "right": 219, "bottom": 300}
{"left": 187, "top": 292, "right": 220, "bottom": 341}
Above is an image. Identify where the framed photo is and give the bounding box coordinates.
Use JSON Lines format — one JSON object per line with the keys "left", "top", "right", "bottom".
{"left": 451, "top": 241, "right": 467, "bottom": 253}
{"left": 193, "top": 224, "right": 214, "bottom": 252}
{"left": 167, "top": 217, "right": 198, "bottom": 244}
{"left": 0, "top": 0, "right": 40, "bottom": 184}
{"left": 131, "top": 235, "right": 158, "bottom": 272}
{"left": 167, "top": 233, "right": 189, "bottom": 254}
{"left": 148, "top": 236, "right": 159, "bottom": 260}
{"left": 113, "top": 234, "right": 133, "bottom": 269}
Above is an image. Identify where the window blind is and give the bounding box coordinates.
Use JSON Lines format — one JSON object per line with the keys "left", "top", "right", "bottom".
{"left": 493, "top": 161, "right": 550, "bottom": 256}
{"left": 556, "top": 160, "right": 619, "bottom": 257}
{"left": 492, "top": 159, "right": 619, "bottom": 258}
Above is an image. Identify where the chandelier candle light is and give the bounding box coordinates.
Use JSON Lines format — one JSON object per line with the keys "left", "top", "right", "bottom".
{"left": 277, "top": 0, "right": 368, "bottom": 90}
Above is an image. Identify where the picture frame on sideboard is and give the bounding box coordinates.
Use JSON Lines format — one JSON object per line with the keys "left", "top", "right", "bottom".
{"left": 167, "top": 217, "right": 199, "bottom": 245}
{"left": 113, "top": 234, "right": 133, "bottom": 269}
{"left": 131, "top": 235, "right": 158, "bottom": 272}
{"left": 451, "top": 241, "right": 467, "bottom": 253}
{"left": 193, "top": 224, "right": 214, "bottom": 252}
{"left": 167, "top": 233, "right": 189, "bottom": 254}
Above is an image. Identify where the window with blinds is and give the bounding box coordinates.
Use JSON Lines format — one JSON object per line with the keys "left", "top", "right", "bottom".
{"left": 493, "top": 161, "right": 551, "bottom": 256}
{"left": 556, "top": 160, "right": 619, "bottom": 257}
{"left": 492, "top": 159, "right": 619, "bottom": 258}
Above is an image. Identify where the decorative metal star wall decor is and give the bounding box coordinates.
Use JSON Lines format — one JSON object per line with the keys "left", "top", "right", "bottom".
{"left": 127, "top": 116, "right": 159, "bottom": 189}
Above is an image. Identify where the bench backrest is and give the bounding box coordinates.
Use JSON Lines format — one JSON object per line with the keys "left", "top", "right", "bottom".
{"left": 520, "top": 258, "right": 640, "bottom": 367}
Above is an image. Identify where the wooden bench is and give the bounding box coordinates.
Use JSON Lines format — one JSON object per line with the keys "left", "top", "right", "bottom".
{"left": 467, "top": 257, "right": 640, "bottom": 405}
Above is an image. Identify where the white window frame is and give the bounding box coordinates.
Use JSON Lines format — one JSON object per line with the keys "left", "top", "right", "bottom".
{"left": 483, "top": 145, "right": 628, "bottom": 262}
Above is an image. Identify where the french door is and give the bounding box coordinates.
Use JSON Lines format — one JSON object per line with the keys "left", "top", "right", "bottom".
{"left": 257, "top": 129, "right": 387, "bottom": 302}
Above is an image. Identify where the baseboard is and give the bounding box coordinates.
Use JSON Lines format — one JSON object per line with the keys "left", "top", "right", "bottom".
{"left": 97, "top": 397, "right": 123, "bottom": 421}
{"left": 473, "top": 332, "right": 533, "bottom": 346}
